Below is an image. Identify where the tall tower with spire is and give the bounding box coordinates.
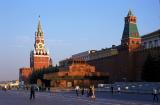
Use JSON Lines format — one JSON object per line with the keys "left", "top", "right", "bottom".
{"left": 30, "top": 16, "right": 52, "bottom": 70}
{"left": 121, "top": 10, "right": 141, "bottom": 52}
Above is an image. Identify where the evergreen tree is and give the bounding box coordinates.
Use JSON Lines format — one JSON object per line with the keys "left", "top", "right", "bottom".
{"left": 29, "top": 66, "right": 59, "bottom": 84}
{"left": 155, "top": 55, "right": 160, "bottom": 81}
{"left": 141, "top": 53, "right": 160, "bottom": 81}
{"left": 141, "top": 54, "right": 154, "bottom": 81}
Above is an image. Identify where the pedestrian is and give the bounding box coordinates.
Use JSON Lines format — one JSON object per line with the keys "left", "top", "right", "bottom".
{"left": 117, "top": 87, "right": 121, "bottom": 94}
{"left": 75, "top": 86, "right": 79, "bottom": 96}
{"left": 30, "top": 85, "right": 35, "bottom": 100}
{"left": 91, "top": 85, "right": 96, "bottom": 101}
{"left": 4, "top": 85, "right": 7, "bottom": 92}
{"left": 153, "top": 88, "right": 158, "bottom": 102}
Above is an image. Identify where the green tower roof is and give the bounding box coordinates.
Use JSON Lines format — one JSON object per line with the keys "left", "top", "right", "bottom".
{"left": 122, "top": 10, "right": 140, "bottom": 39}
{"left": 122, "top": 23, "right": 140, "bottom": 39}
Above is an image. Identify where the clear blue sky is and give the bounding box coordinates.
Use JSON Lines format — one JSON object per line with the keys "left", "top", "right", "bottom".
{"left": 0, "top": 0, "right": 159, "bottom": 81}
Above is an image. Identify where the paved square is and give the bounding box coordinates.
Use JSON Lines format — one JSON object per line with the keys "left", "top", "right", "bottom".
{"left": 0, "top": 90, "right": 159, "bottom": 105}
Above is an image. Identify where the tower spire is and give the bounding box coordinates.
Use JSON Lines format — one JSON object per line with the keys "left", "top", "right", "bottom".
{"left": 127, "top": 9, "right": 133, "bottom": 16}
{"left": 37, "top": 15, "right": 43, "bottom": 33}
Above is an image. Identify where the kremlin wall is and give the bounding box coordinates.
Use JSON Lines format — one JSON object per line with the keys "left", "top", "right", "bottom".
{"left": 19, "top": 10, "right": 160, "bottom": 88}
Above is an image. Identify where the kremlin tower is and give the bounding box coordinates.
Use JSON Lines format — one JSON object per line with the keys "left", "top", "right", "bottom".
{"left": 30, "top": 16, "right": 53, "bottom": 70}
{"left": 121, "top": 10, "right": 141, "bottom": 52}
{"left": 19, "top": 16, "right": 53, "bottom": 85}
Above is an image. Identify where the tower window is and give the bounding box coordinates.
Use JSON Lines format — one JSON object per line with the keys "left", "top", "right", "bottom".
{"left": 132, "top": 41, "right": 135, "bottom": 44}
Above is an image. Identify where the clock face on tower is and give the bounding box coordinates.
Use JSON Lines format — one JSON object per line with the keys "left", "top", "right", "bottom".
{"left": 38, "top": 43, "right": 43, "bottom": 49}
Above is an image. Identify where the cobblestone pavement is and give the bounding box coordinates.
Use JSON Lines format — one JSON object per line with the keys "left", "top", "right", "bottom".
{"left": 0, "top": 90, "right": 159, "bottom": 105}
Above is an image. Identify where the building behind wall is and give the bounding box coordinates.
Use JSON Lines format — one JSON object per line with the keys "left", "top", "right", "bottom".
{"left": 141, "top": 29, "right": 160, "bottom": 49}
{"left": 71, "top": 46, "right": 118, "bottom": 62}
{"left": 89, "top": 46, "right": 119, "bottom": 61}
{"left": 71, "top": 50, "right": 96, "bottom": 61}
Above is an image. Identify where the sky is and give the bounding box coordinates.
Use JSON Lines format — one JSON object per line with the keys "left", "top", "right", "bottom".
{"left": 0, "top": 0, "right": 159, "bottom": 81}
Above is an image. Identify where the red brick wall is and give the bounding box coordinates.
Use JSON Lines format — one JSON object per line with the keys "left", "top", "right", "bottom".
{"left": 33, "top": 56, "right": 49, "bottom": 70}
{"left": 88, "top": 47, "right": 160, "bottom": 82}
{"left": 88, "top": 51, "right": 131, "bottom": 82}
{"left": 19, "top": 68, "right": 32, "bottom": 84}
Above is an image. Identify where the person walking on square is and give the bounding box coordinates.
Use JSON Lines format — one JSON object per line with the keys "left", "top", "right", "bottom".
{"left": 117, "top": 87, "right": 121, "bottom": 94}
{"left": 30, "top": 85, "right": 35, "bottom": 100}
{"left": 153, "top": 88, "right": 158, "bottom": 102}
{"left": 4, "top": 85, "right": 7, "bottom": 92}
{"left": 91, "top": 85, "right": 96, "bottom": 101}
{"left": 75, "top": 86, "right": 79, "bottom": 96}
{"left": 81, "top": 87, "right": 84, "bottom": 96}
{"left": 87, "top": 87, "right": 92, "bottom": 97}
